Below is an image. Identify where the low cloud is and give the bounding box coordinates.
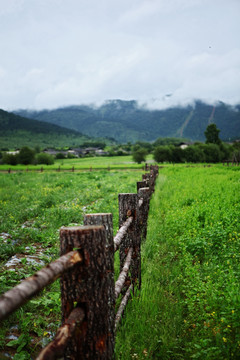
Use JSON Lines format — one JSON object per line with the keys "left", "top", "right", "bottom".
{"left": 0, "top": 0, "right": 239, "bottom": 110}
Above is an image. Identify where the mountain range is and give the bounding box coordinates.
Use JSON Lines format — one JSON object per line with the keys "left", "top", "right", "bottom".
{"left": 15, "top": 100, "right": 240, "bottom": 143}
{"left": 0, "top": 109, "right": 91, "bottom": 149}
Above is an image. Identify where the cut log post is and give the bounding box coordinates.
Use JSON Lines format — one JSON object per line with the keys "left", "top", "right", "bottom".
{"left": 142, "top": 173, "right": 150, "bottom": 187}
{"left": 149, "top": 166, "right": 158, "bottom": 194}
{"left": 60, "top": 225, "right": 113, "bottom": 360}
{"left": 84, "top": 213, "right": 115, "bottom": 357}
{"left": 136, "top": 180, "right": 148, "bottom": 192}
{"left": 138, "top": 187, "right": 150, "bottom": 241}
{"left": 119, "top": 194, "right": 141, "bottom": 292}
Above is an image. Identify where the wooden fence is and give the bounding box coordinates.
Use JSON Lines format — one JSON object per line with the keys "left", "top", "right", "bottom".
{"left": 5, "top": 163, "right": 150, "bottom": 174}
{"left": 0, "top": 165, "right": 159, "bottom": 359}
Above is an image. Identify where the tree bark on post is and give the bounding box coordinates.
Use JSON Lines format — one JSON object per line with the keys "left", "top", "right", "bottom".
{"left": 118, "top": 194, "right": 141, "bottom": 291}
{"left": 84, "top": 213, "right": 115, "bottom": 358}
{"left": 137, "top": 181, "right": 148, "bottom": 192}
{"left": 142, "top": 173, "right": 150, "bottom": 187}
{"left": 60, "top": 225, "right": 112, "bottom": 360}
{"left": 138, "top": 187, "right": 150, "bottom": 241}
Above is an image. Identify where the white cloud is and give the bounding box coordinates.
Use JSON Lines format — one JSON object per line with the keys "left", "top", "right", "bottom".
{"left": 0, "top": 0, "right": 239, "bottom": 110}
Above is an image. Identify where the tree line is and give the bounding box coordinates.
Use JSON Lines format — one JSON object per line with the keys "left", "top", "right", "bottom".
{"left": 132, "top": 124, "right": 240, "bottom": 164}
{"left": 1, "top": 124, "right": 239, "bottom": 165}
{"left": 0, "top": 147, "right": 55, "bottom": 165}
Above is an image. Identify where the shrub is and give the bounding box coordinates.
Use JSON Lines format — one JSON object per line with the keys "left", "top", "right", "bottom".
{"left": 36, "top": 153, "right": 54, "bottom": 165}
{"left": 132, "top": 148, "right": 147, "bottom": 164}
{"left": 18, "top": 147, "right": 35, "bottom": 165}
{"left": 2, "top": 153, "right": 18, "bottom": 165}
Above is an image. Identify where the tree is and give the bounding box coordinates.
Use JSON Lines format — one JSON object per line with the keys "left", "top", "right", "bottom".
{"left": 183, "top": 145, "right": 205, "bottom": 163}
{"left": 17, "top": 146, "right": 35, "bottom": 165}
{"left": 56, "top": 152, "right": 66, "bottom": 159}
{"left": 200, "top": 143, "right": 222, "bottom": 163}
{"left": 2, "top": 153, "right": 18, "bottom": 165}
{"left": 204, "top": 124, "right": 221, "bottom": 145}
{"left": 170, "top": 146, "right": 184, "bottom": 163}
{"left": 153, "top": 146, "right": 172, "bottom": 163}
{"left": 36, "top": 153, "right": 54, "bottom": 165}
{"left": 132, "top": 148, "right": 147, "bottom": 164}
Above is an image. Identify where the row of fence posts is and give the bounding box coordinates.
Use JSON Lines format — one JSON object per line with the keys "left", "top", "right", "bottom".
{"left": 7, "top": 164, "right": 151, "bottom": 174}
{"left": 0, "top": 165, "right": 159, "bottom": 359}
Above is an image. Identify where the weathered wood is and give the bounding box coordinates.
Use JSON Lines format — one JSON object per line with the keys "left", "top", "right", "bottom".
{"left": 84, "top": 214, "right": 115, "bottom": 358}
{"left": 60, "top": 225, "right": 112, "bottom": 359}
{"left": 137, "top": 181, "right": 147, "bottom": 192}
{"left": 149, "top": 166, "right": 158, "bottom": 194}
{"left": 115, "top": 248, "right": 133, "bottom": 300}
{"left": 119, "top": 194, "right": 141, "bottom": 291}
{"left": 138, "top": 187, "right": 150, "bottom": 241}
{"left": 138, "top": 198, "right": 143, "bottom": 208}
{"left": 142, "top": 173, "right": 150, "bottom": 187}
{"left": 114, "top": 216, "right": 133, "bottom": 252}
{"left": 36, "top": 307, "right": 85, "bottom": 360}
{"left": 115, "top": 284, "right": 133, "bottom": 331}
{"left": 0, "top": 251, "right": 82, "bottom": 321}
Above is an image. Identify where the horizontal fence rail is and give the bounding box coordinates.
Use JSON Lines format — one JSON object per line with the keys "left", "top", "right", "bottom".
{"left": 0, "top": 251, "right": 83, "bottom": 321}
{"left": 0, "top": 165, "right": 159, "bottom": 359}
{"left": 4, "top": 163, "right": 152, "bottom": 174}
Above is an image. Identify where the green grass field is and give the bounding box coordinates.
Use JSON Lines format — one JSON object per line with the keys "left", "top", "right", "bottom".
{"left": 115, "top": 165, "right": 240, "bottom": 359}
{"left": 0, "top": 169, "right": 143, "bottom": 359}
{"left": 0, "top": 154, "right": 154, "bottom": 172}
{"left": 0, "top": 163, "right": 240, "bottom": 359}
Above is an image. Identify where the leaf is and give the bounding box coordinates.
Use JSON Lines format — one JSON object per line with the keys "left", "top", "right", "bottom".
{"left": 7, "top": 339, "right": 19, "bottom": 347}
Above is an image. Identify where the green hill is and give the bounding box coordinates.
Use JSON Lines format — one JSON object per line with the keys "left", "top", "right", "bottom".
{"left": 0, "top": 109, "right": 92, "bottom": 149}
{"left": 15, "top": 100, "right": 240, "bottom": 143}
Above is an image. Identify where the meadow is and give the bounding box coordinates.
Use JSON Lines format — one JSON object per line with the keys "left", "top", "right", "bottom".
{"left": 0, "top": 162, "right": 240, "bottom": 359}
{"left": 115, "top": 164, "right": 240, "bottom": 359}
{"left": 0, "top": 168, "right": 143, "bottom": 359}
{"left": 0, "top": 154, "right": 154, "bottom": 172}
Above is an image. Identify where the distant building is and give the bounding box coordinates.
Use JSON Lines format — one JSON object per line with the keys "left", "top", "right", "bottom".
{"left": 178, "top": 142, "right": 193, "bottom": 149}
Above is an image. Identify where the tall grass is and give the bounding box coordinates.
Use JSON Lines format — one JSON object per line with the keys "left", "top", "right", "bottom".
{"left": 115, "top": 165, "right": 240, "bottom": 359}
{"left": 0, "top": 169, "right": 143, "bottom": 358}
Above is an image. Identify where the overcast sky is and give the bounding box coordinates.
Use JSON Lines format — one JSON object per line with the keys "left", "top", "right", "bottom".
{"left": 0, "top": 0, "right": 239, "bottom": 110}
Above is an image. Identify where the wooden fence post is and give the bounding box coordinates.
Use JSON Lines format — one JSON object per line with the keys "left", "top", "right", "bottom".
{"left": 137, "top": 180, "right": 148, "bottom": 192}
{"left": 60, "top": 225, "right": 112, "bottom": 359}
{"left": 149, "top": 166, "right": 158, "bottom": 194}
{"left": 142, "top": 173, "right": 150, "bottom": 187}
{"left": 119, "top": 194, "right": 141, "bottom": 291}
{"left": 138, "top": 187, "right": 150, "bottom": 241}
{"left": 84, "top": 213, "right": 115, "bottom": 357}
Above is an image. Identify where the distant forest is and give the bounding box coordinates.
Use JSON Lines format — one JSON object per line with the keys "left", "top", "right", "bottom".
{"left": 15, "top": 99, "right": 240, "bottom": 143}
